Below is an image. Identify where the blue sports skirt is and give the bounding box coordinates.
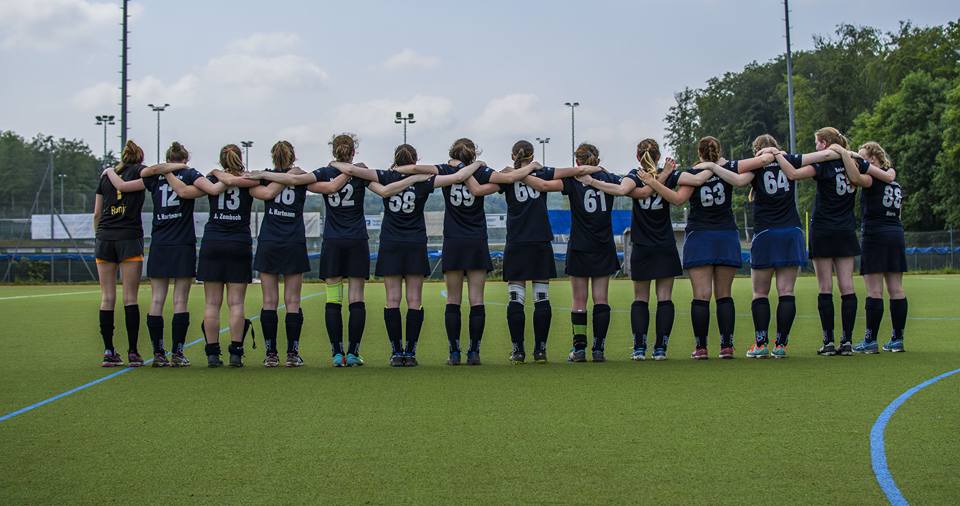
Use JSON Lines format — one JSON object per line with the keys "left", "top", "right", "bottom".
{"left": 682, "top": 230, "right": 742, "bottom": 269}
{"left": 750, "top": 227, "right": 806, "bottom": 269}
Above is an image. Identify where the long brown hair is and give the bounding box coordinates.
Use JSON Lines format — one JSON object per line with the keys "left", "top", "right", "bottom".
{"left": 574, "top": 143, "right": 600, "bottom": 166}
{"left": 219, "top": 144, "right": 245, "bottom": 176}
{"left": 393, "top": 144, "right": 418, "bottom": 167}
{"left": 815, "top": 127, "right": 848, "bottom": 149}
{"left": 330, "top": 133, "right": 357, "bottom": 163}
{"left": 114, "top": 140, "right": 144, "bottom": 173}
{"left": 271, "top": 140, "right": 295, "bottom": 170}
{"left": 697, "top": 136, "right": 721, "bottom": 163}
{"left": 637, "top": 138, "right": 660, "bottom": 173}
{"left": 165, "top": 141, "right": 189, "bottom": 163}
{"left": 449, "top": 138, "right": 477, "bottom": 165}
{"left": 859, "top": 141, "right": 892, "bottom": 169}
{"left": 511, "top": 140, "right": 534, "bottom": 169}
{"left": 752, "top": 134, "right": 780, "bottom": 153}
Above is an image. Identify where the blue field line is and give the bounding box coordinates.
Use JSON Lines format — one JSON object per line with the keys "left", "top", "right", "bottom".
{"left": 0, "top": 292, "right": 324, "bottom": 424}
{"left": 870, "top": 367, "right": 960, "bottom": 505}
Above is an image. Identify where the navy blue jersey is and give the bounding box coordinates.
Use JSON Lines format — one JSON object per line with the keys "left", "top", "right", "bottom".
{"left": 563, "top": 171, "right": 621, "bottom": 251}
{"left": 258, "top": 170, "right": 307, "bottom": 242}
{"left": 861, "top": 172, "right": 903, "bottom": 234}
{"left": 810, "top": 158, "right": 868, "bottom": 232}
{"left": 96, "top": 164, "right": 146, "bottom": 240}
{"left": 313, "top": 166, "right": 369, "bottom": 241}
{"left": 202, "top": 176, "right": 253, "bottom": 244}
{"left": 378, "top": 170, "right": 436, "bottom": 243}
{"left": 626, "top": 169, "right": 681, "bottom": 247}
{"left": 750, "top": 154, "right": 802, "bottom": 231}
{"left": 142, "top": 167, "right": 203, "bottom": 245}
{"left": 499, "top": 167, "right": 556, "bottom": 244}
{"left": 438, "top": 164, "right": 494, "bottom": 240}
{"left": 686, "top": 160, "right": 739, "bottom": 232}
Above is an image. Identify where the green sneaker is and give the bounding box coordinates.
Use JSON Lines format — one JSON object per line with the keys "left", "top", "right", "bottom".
{"left": 745, "top": 343, "right": 770, "bottom": 359}
{"left": 771, "top": 344, "right": 788, "bottom": 359}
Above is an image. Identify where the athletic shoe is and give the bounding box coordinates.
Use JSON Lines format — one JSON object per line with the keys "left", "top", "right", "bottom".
{"left": 332, "top": 353, "right": 345, "bottom": 368}
{"left": 690, "top": 347, "right": 709, "bottom": 360}
{"left": 345, "top": 353, "right": 365, "bottom": 367}
{"left": 228, "top": 353, "right": 243, "bottom": 368}
{"left": 403, "top": 353, "right": 418, "bottom": 367}
{"left": 817, "top": 342, "right": 837, "bottom": 356}
{"left": 771, "top": 345, "right": 787, "bottom": 359}
{"left": 466, "top": 351, "right": 481, "bottom": 366}
{"left": 745, "top": 343, "right": 770, "bottom": 359}
{"left": 389, "top": 353, "right": 405, "bottom": 367}
{"left": 631, "top": 346, "right": 646, "bottom": 361}
{"left": 170, "top": 352, "right": 191, "bottom": 367}
{"left": 652, "top": 348, "right": 667, "bottom": 361}
{"left": 853, "top": 340, "right": 879, "bottom": 354}
{"left": 882, "top": 338, "right": 905, "bottom": 353}
{"left": 567, "top": 348, "right": 587, "bottom": 363}
{"left": 592, "top": 350, "right": 606, "bottom": 362}
{"left": 263, "top": 352, "right": 280, "bottom": 368}
{"left": 533, "top": 349, "right": 548, "bottom": 364}
{"left": 101, "top": 350, "right": 123, "bottom": 367}
{"left": 127, "top": 352, "right": 144, "bottom": 367}
{"left": 285, "top": 352, "right": 304, "bottom": 368}
{"left": 719, "top": 346, "right": 735, "bottom": 359}
{"left": 447, "top": 351, "right": 462, "bottom": 366}
{"left": 207, "top": 354, "right": 223, "bottom": 368}
{"left": 509, "top": 351, "right": 526, "bottom": 365}
{"left": 152, "top": 352, "right": 170, "bottom": 367}
{"left": 836, "top": 342, "right": 853, "bottom": 356}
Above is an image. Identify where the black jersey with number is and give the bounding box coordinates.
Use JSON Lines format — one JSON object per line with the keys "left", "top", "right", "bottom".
{"left": 750, "top": 154, "right": 802, "bottom": 231}
{"left": 810, "top": 158, "right": 868, "bottom": 232}
{"left": 96, "top": 164, "right": 146, "bottom": 240}
{"left": 377, "top": 170, "right": 436, "bottom": 243}
{"left": 202, "top": 176, "right": 254, "bottom": 244}
{"left": 625, "top": 169, "right": 681, "bottom": 247}
{"left": 313, "top": 166, "right": 369, "bottom": 241}
{"left": 861, "top": 172, "right": 903, "bottom": 234}
{"left": 437, "top": 164, "right": 494, "bottom": 240}
{"left": 258, "top": 170, "right": 307, "bottom": 242}
{"left": 499, "top": 167, "right": 556, "bottom": 244}
{"left": 686, "top": 160, "right": 739, "bottom": 232}
{"left": 142, "top": 167, "right": 203, "bottom": 245}
{"left": 562, "top": 171, "right": 621, "bottom": 251}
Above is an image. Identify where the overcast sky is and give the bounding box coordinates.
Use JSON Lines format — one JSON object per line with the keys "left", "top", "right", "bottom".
{"left": 1, "top": 0, "right": 957, "bottom": 174}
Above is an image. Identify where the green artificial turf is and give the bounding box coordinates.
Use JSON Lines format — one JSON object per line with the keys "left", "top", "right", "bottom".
{"left": 0, "top": 276, "right": 957, "bottom": 504}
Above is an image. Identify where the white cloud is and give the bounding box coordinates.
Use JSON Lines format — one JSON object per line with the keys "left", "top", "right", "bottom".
{"left": 381, "top": 48, "right": 440, "bottom": 70}
{"left": 72, "top": 74, "right": 200, "bottom": 111}
{"left": 471, "top": 94, "right": 544, "bottom": 136}
{"left": 226, "top": 32, "right": 301, "bottom": 55}
{"left": 0, "top": 0, "right": 142, "bottom": 50}
{"left": 330, "top": 94, "right": 453, "bottom": 136}
{"left": 205, "top": 53, "right": 328, "bottom": 93}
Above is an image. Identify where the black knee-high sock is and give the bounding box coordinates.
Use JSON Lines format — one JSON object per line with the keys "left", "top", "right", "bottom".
{"left": 818, "top": 294, "right": 835, "bottom": 344}
{"left": 571, "top": 311, "right": 588, "bottom": 350}
{"left": 691, "top": 299, "right": 710, "bottom": 349}
{"left": 384, "top": 307, "right": 403, "bottom": 354}
{"left": 716, "top": 297, "right": 735, "bottom": 348}
{"left": 655, "top": 300, "right": 675, "bottom": 349}
{"left": 285, "top": 309, "right": 303, "bottom": 353}
{"left": 444, "top": 303, "right": 461, "bottom": 353}
{"left": 890, "top": 298, "right": 907, "bottom": 340}
{"left": 146, "top": 314, "right": 164, "bottom": 354}
{"left": 592, "top": 304, "right": 611, "bottom": 352}
{"left": 324, "top": 304, "right": 343, "bottom": 355}
{"left": 630, "top": 300, "right": 649, "bottom": 350}
{"left": 124, "top": 304, "right": 140, "bottom": 353}
{"left": 468, "top": 305, "right": 485, "bottom": 353}
{"left": 751, "top": 298, "right": 770, "bottom": 346}
{"left": 533, "top": 300, "right": 552, "bottom": 353}
{"left": 171, "top": 312, "right": 189, "bottom": 353}
{"left": 775, "top": 296, "right": 796, "bottom": 347}
{"left": 261, "top": 309, "right": 280, "bottom": 354}
{"left": 405, "top": 308, "right": 424, "bottom": 354}
{"left": 507, "top": 301, "right": 525, "bottom": 353}
{"left": 99, "top": 309, "right": 115, "bottom": 352}
{"left": 347, "top": 302, "right": 365, "bottom": 355}
{"left": 864, "top": 297, "right": 884, "bottom": 343}
{"left": 841, "top": 293, "right": 857, "bottom": 344}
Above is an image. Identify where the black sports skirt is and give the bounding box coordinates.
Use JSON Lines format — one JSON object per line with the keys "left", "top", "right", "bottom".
{"left": 502, "top": 241, "right": 557, "bottom": 281}
{"left": 146, "top": 243, "right": 196, "bottom": 278}
{"left": 375, "top": 240, "right": 430, "bottom": 277}
{"left": 442, "top": 237, "right": 493, "bottom": 273}
{"left": 630, "top": 243, "right": 682, "bottom": 281}
{"left": 317, "top": 238, "right": 370, "bottom": 280}
{"left": 861, "top": 231, "right": 908, "bottom": 275}
{"left": 197, "top": 239, "right": 252, "bottom": 283}
{"left": 565, "top": 245, "right": 620, "bottom": 277}
{"left": 254, "top": 240, "right": 310, "bottom": 275}
{"left": 808, "top": 229, "right": 861, "bottom": 259}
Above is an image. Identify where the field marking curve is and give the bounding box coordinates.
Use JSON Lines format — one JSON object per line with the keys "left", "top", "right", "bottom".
{"left": 870, "top": 367, "right": 960, "bottom": 505}
{"left": 0, "top": 291, "right": 324, "bottom": 423}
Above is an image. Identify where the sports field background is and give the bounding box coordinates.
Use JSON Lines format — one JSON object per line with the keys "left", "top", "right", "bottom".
{"left": 1, "top": 276, "right": 958, "bottom": 504}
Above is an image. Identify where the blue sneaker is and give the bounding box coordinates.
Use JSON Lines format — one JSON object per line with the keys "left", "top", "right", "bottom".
{"left": 882, "top": 338, "right": 905, "bottom": 353}
{"left": 447, "top": 351, "right": 462, "bottom": 366}
{"left": 466, "top": 351, "right": 481, "bottom": 366}
{"left": 853, "top": 340, "right": 879, "bottom": 354}
{"left": 332, "top": 353, "right": 345, "bottom": 367}
{"left": 345, "top": 353, "right": 364, "bottom": 367}
{"left": 652, "top": 348, "right": 667, "bottom": 361}
{"left": 631, "top": 346, "right": 647, "bottom": 361}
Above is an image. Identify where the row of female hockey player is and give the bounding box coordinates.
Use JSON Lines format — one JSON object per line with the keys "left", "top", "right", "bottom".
{"left": 93, "top": 129, "right": 907, "bottom": 368}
